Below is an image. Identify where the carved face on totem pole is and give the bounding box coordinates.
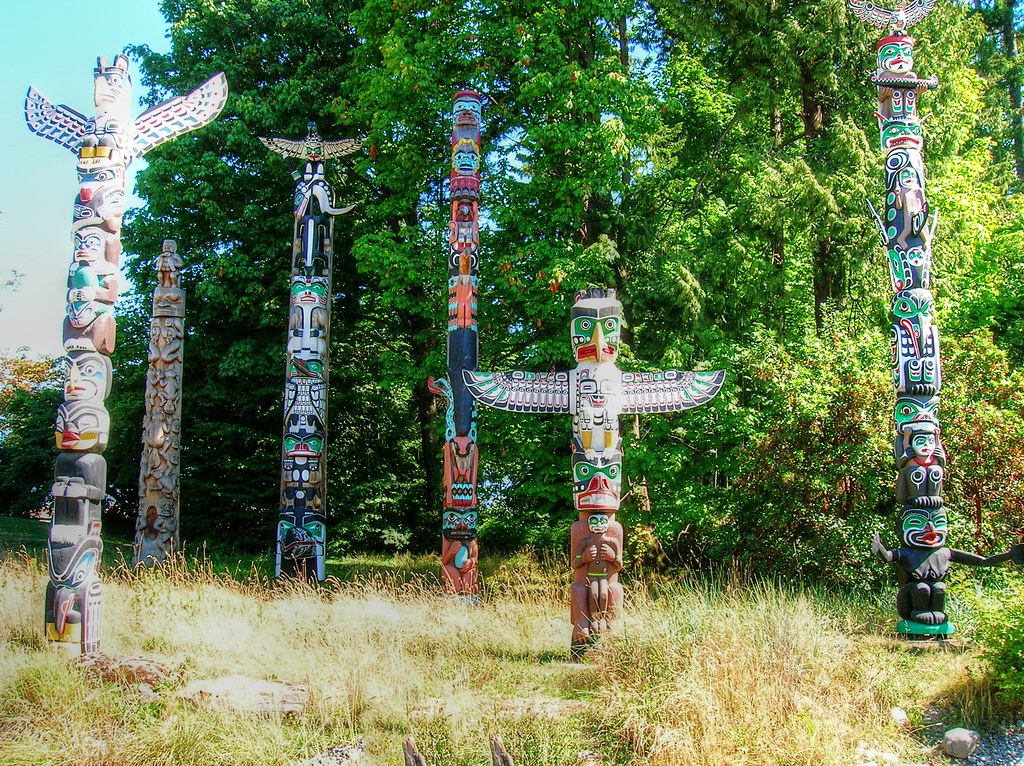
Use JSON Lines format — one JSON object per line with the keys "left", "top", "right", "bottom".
{"left": 291, "top": 277, "right": 329, "bottom": 308}
{"left": 63, "top": 351, "right": 112, "bottom": 402}
{"left": 283, "top": 413, "right": 324, "bottom": 458}
{"left": 572, "top": 291, "right": 621, "bottom": 364}
{"left": 452, "top": 138, "right": 480, "bottom": 176}
{"left": 444, "top": 436, "right": 478, "bottom": 507}
{"left": 877, "top": 36, "right": 915, "bottom": 76}
{"left": 442, "top": 510, "right": 478, "bottom": 540}
{"left": 587, "top": 513, "right": 610, "bottom": 534}
{"left": 573, "top": 452, "right": 622, "bottom": 511}
{"left": 453, "top": 91, "right": 483, "bottom": 122}
{"left": 893, "top": 288, "right": 934, "bottom": 357}
{"left": 880, "top": 120, "right": 924, "bottom": 154}
{"left": 894, "top": 394, "right": 939, "bottom": 430}
{"left": 898, "top": 506, "right": 947, "bottom": 549}
{"left": 55, "top": 399, "right": 110, "bottom": 452}
{"left": 277, "top": 519, "right": 323, "bottom": 560}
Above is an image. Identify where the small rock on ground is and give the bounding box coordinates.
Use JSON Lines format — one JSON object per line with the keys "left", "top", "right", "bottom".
{"left": 177, "top": 675, "right": 309, "bottom": 715}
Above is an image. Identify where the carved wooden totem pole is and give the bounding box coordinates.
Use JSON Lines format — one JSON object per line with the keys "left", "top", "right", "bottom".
{"left": 428, "top": 91, "right": 483, "bottom": 597}
{"left": 134, "top": 240, "right": 186, "bottom": 567}
{"left": 465, "top": 288, "right": 724, "bottom": 656}
{"left": 260, "top": 123, "right": 361, "bottom": 581}
{"left": 851, "top": 0, "right": 1023, "bottom": 636}
{"left": 25, "top": 56, "right": 227, "bottom": 653}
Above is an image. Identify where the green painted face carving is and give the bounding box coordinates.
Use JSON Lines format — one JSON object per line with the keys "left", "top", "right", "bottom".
{"left": 587, "top": 513, "right": 610, "bottom": 533}
{"left": 573, "top": 453, "right": 622, "bottom": 511}
{"left": 894, "top": 396, "right": 939, "bottom": 429}
{"left": 900, "top": 508, "right": 947, "bottom": 548}
{"left": 878, "top": 41, "right": 914, "bottom": 74}
{"left": 291, "top": 279, "right": 328, "bottom": 306}
{"left": 881, "top": 121, "right": 923, "bottom": 153}
{"left": 284, "top": 433, "right": 324, "bottom": 457}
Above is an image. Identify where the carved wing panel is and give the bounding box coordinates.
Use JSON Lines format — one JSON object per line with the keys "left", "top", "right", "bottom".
{"left": 620, "top": 369, "right": 725, "bottom": 414}
{"left": 258, "top": 136, "right": 307, "bottom": 159}
{"left": 133, "top": 72, "right": 228, "bottom": 157}
{"left": 320, "top": 138, "right": 364, "bottom": 159}
{"left": 25, "top": 87, "right": 88, "bottom": 153}
{"left": 463, "top": 371, "right": 570, "bottom": 413}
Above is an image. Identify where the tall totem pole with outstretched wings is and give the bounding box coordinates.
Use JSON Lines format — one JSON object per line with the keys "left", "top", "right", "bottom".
{"left": 465, "top": 288, "right": 724, "bottom": 656}
{"left": 25, "top": 55, "right": 226, "bottom": 653}
{"left": 260, "top": 123, "right": 361, "bottom": 581}
{"left": 428, "top": 92, "right": 484, "bottom": 598}
{"left": 849, "top": 0, "right": 1023, "bottom": 636}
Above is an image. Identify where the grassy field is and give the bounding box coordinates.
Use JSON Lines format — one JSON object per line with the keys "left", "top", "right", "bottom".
{"left": 0, "top": 538, "right": 1016, "bottom": 766}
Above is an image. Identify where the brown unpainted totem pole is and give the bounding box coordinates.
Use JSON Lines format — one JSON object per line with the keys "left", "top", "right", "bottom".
{"left": 25, "top": 56, "right": 226, "bottom": 653}
{"left": 428, "top": 91, "right": 484, "bottom": 597}
{"left": 134, "top": 240, "right": 186, "bottom": 567}
{"left": 465, "top": 289, "right": 724, "bottom": 656}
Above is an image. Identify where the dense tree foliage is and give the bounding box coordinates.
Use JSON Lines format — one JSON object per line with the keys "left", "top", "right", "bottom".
{"left": 4, "top": 0, "right": 1024, "bottom": 583}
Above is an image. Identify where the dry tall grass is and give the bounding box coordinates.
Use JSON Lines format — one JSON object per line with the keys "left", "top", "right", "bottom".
{"left": 0, "top": 553, "right": 998, "bottom": 766}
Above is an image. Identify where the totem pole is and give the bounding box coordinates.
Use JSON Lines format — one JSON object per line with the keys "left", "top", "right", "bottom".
{"left": 427, "top": 91, "right": 483, "bottom": 597}
{"left": 134, "top": 240, "right": 186, "bottom": 567}
{"left": 259, "top": 123, "right": 361, "bottom": 581}
{"left": 850, "top": 0, "right": 1024, "bottom": 636}
{"left": 465, "top": 288, "right": 724, "bottom": 656}
{"left": 25, "top": 56, "right": 227, "bottom": 653}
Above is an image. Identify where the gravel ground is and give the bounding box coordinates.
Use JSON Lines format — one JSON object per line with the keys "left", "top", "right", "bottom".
{"left": 963, "top": 722, "right": 1024, "bottom": 766}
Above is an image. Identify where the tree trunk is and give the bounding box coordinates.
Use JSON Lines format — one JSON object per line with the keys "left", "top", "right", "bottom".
{"left": 812, "top": 238, "right": 843, "bottom": 332}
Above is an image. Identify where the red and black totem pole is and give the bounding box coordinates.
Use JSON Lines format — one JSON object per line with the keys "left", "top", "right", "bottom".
{"left": 25, "top": 56, "right": 226, "bottom": 653}
{"left": 428, "top": 91, "right": 484, "bottom": 598}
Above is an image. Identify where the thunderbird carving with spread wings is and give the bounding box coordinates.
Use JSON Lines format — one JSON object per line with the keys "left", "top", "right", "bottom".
{"left": 848, "top": 0, "right": 936, "bottom": 31}
{"left": 25, "top": 72, "right": 228, "bottom": 158}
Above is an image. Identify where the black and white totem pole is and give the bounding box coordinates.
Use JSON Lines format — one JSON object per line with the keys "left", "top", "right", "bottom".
{"left": 850, "top": 0, "right": 1023, "bottom": 636}
{"left": 260, "top": 123, "right": 361, "bottom": 581}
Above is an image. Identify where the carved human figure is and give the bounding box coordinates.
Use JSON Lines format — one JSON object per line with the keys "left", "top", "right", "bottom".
{"left": 570, "top": 511, "right": 624, "bottom": 642}
{"left": 872, "top": 510, "right": 1024, "bottom": 630}
{"left": 441, "top": 510, "right": 479, "bottom": 595}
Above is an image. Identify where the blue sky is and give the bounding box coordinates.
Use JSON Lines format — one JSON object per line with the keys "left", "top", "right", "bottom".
{"left": 0, "top": 1, "right": 171, "bottom": 358}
